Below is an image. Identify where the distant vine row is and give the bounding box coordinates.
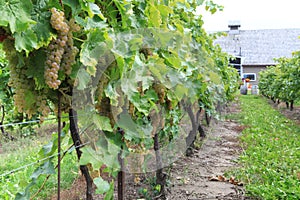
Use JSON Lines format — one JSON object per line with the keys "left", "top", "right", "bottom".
{"left": 259, "top": 51, "right": 300, "bottom": 110}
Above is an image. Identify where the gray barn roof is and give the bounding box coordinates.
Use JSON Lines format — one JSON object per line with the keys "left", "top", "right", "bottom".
{"left": 214, "top": 29, "right": 300, "bottom": 65}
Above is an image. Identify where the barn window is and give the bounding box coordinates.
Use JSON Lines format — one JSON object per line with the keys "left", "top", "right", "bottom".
{"left": 229, "top": 57, "right": 242, "bottom": 77}
{"left": 243, "top": 73, "right": 256, "bottom": 81}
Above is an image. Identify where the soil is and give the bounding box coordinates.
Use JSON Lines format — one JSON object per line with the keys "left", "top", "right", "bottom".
{"left": 165, "top": 105, "right": 247, "bottom": 200}
{"left": 269, "top": 100, "right": 300, "bottom": 125}
{"left": 168, "top": 101, "right": 250, "bottom": 200}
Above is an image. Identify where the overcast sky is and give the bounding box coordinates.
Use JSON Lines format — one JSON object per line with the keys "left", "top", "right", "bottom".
{"left": 198, "top": 0, "right": 300, "bottom": 31}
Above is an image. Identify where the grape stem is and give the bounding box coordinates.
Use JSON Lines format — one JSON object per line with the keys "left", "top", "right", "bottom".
{"left": 73, "top": 37, "right": 85, "bottom": 42}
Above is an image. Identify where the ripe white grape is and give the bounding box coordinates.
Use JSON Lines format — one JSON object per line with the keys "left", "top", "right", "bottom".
{"left": 61, "top": 20, "right": 80, "bottom": 76}
{"left": 45, "top": 8, "right": 81, "bottom": 87}
{"left": 3, "top": 39, "right": 52, "bottom": 120}
{"left": 45, "top": 8, "right": 71, "bottom": 89}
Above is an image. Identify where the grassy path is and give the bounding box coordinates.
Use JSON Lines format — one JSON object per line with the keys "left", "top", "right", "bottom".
{"left": 230, "top": 95, "right": 300, "bottom": 199}
{"left": 0, "top": 134, "right": 78, "bottom": 199}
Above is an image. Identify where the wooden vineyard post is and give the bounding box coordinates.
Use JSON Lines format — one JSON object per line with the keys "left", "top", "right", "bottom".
{"left": 118, "top": 128, "right": 125, "bottom": 200}
{"left": 57, "top": 92, "right": 61, "bottom": 200}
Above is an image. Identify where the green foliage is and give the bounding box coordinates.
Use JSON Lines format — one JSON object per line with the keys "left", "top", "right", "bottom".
{"left": 0, "top": 44, "right": 11, "bottom": 107}
{"left": 0, "top": 0, "right": 239, "bottom": 198}
{"left": 259, "top": 51, "right": 300, "bottom": 104}
{"left": 0, "top": 0, "right": 35, "bottom": 33}
{"left": 0, "top": 132, "right": 78, "bottom": 199}
{"left": 0, "top": 44, "right": 35, "bottom": 137}
{"left": 138, "top": 176, "right": 163, "bottom": 200}
{"left": 229, "top": 95, "right": 300, "bottom": 199}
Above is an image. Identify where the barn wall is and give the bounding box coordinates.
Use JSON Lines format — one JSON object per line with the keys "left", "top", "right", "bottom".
{"left": 242, "top": 65, "right": 270, "bottom": 85}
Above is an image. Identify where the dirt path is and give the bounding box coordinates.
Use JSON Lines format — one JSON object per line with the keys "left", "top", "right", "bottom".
{"left": 166, "top": 108, "right": 246, "bottom": 200}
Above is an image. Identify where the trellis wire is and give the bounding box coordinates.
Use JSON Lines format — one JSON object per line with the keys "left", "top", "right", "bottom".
{"left": 0, "top": 141, "right": 91, "bottom": 178}
{"left": 0, "top": 119, "right": 94, "bottom": 178}
{"left": 0, "top": 112, "right": 92, "bottom": 128}
{"left": 0, "top": 118, "right": 54, "bottom": 128}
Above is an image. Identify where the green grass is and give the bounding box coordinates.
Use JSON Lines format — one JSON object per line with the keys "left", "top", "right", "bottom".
{"left": 229, "top": 95, "right": 300, "bottom": 200}
{"left": 0, "top": 126, "right": 79, "bottom": 200}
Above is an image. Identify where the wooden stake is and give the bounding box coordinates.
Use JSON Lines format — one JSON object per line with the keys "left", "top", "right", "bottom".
{"left": 57, "top": 92, "right": 61, "bottom": 200}
{"left": 118, "top": 128, "right": 125, "bottom": 200}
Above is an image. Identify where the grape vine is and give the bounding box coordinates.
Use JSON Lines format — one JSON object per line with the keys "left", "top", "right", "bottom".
{"left": 0, "top": 0, "right": 239, "bottom": 199}
{"left": 259, "top": 51, "right": 300, "bottom": 110}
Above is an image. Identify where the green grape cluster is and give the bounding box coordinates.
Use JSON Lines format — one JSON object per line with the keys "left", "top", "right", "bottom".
{"left": 50, "top": 8, "right": 69, "bottom": 34}
{"left": 61, "top": 19, "right": 80, "bottom": 75}
{"left": 3, "top": 39, "right": 51, "bottom": 120}
{"left": 45, "top": 8, "right": 70, "bottom": 89}
{"left": 36, "top": 95, "right": 51, "bottom": 123}
{"left": 10, "top": 69, "right": 28, "bottom": 113}
{"left": 45, "top": 9, "right": 80, "bottom": 88}
{"left": 3, "top": 40, "right": 28, "bottom": 113}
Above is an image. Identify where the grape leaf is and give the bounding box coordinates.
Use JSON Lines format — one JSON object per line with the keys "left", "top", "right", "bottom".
{"left": 157, "top": 4, "right": 173, "bottom": 23}
{"left": 128, "top": 35, "right": 143, "bottom": 52}
{"left": 112, "top": 0, "right": 132, "bottom": 29}
{"left": 174, "top": 84, "right": 188, "bottom": 100}
{"left": 104, "top": 182, "right": 114, "bottom": 200}
{"left": 80, "top": 29, "right": 111, "bottom": 76}
{"left": 101, "top": 141, "right": 120, "bottom": 170}
{"left": 39, "top": 129, "right": 67, "bottom": 157}
{"left": 63, "top": 0, "right": 81, "bottom": 15}
{"left": 86, "top": 16, "right": 108, "bottom": 30}
{"left": 94, "top": 177, "right": 110, "bottom": 194}
{"left": 105, "top": 83, "right": 119, "bottom": 106}
{"left": 79, "top": 146, "right": 103, "bottom": 169}
{"left": 76, "top": 68, "right": 91, "bottom": 90}
{"left": 208, "top": 71, "right": 221, "bottom": 84}
{"left": 87, "top": 2, "right": 105, "bottom": 19}
{"left": 146, "top": 3, "right": 162, "bottom": 28}
{"left": 40, "top": 140, "right": 54, "bottom": 156}
{"left": 121, "top": 76, "right": 138, "bottom": 96}
{"left": 31, "top": 1, "right": 54, "bottom": 47}
{"left": 0, "top": 0, "right": 35, "bottom": 33}
{"left": 14, "top": 181, "right": 35, "bottom": 200}
{"left": 92, "top": 114, "right": 113, "bottom": 132}
{"left": 116, "top": 112, "right": 148, "bottom": 140}
{"left": 6, "top": 0, "right": 54, "bottom": 53}
{"left": 30, "top": 160, "right": 55, "bottom": 179}
{"left": 26, "top": 50, "right": 47, "bottom": 89}
{"left": 14, "top": 29, "right": 38, "bottom": 54}
{"left": 162, "top": 52, "right": 181, "bottom": 69}
{"left": 80, "top": 140, "right": 120, "bottom": 171}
